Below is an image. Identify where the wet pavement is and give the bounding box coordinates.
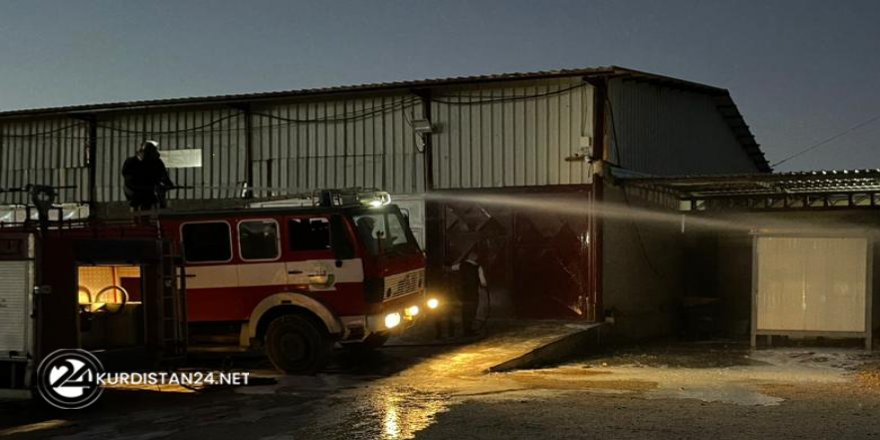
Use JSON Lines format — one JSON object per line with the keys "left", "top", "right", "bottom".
{"left": 3, "top": 334, "right": 880, "bottom": 439}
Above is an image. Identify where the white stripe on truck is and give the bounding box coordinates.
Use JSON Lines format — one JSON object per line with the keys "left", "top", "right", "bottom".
{"left": 185, "top": 258, "right": 364, "bottom": 291}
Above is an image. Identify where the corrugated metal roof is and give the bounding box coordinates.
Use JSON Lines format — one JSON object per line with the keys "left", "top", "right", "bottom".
{"left": 0, "top": 65, "right": 769, "bottom": 171}
{"left": 618, "top": 168, "right": 880, "bottom": 197}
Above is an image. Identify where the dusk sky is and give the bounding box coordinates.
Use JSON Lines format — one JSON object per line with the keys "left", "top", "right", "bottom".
{"left": 1, "top": 0, "right": 878, "bottom": 171}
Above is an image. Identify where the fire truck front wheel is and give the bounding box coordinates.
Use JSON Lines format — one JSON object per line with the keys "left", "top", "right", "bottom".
{"left": 264, "top": 314, "right": 331, "bottom": 374}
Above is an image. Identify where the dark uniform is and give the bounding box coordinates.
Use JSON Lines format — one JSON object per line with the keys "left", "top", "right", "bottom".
{"left": 435, "top": 255, "right": 487, "bottom": 339}
{"left": 122, "top": 141, "right": 173, "bottom": 210}
{"left": 458, "top": 259, "right": 483, "bottom": 336}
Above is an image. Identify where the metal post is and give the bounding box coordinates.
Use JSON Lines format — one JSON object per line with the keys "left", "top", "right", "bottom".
{"left": 751, "top": 235, "right": 758, "bottom": 349}
{"left": 237, "top": 104, "right": 255, "bottom": 199}
{"left": 414, "top": 89, "right": 434, "bottom": 192}
{"left": 70, "top": 114, "right": 98, "bottom": 217}
{"left": 586, "top": 77, "right": 608, "bottom": 321}
{"left": 87, "top": 117, "right": 98, "bottom": 213}
{"left": 866, "top": 239, "right": 873, "bottom": 350}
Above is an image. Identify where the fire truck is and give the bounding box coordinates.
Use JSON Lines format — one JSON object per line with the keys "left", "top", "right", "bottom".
{"left": 163, "top": 189, "right": 432, "bottom": 373}
{"left": 0, "top": 187, "right": 432, "bottom": 399}
{"left": 0, "top": 186, "right": 187, "bottom": 398}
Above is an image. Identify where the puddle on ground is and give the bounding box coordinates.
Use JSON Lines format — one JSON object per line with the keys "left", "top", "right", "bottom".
{"left": 505, "top": 369, "right": 656, "bottom": 392}
{"left": 646, "top": 383, "right": 785, "bottom": 406}
{"left": 241, "top": 347, "right": 880, "bottom": 438}
{"left": 287, "top": 386, "right": 452, "bottom": 440}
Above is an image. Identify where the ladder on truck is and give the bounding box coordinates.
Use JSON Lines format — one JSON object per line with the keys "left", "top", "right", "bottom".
{"left": 155, "top": 239, "right": 187, "bottom": 366}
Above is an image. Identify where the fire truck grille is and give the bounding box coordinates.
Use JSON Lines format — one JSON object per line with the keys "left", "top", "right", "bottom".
{"left": 384, "top": 269, "right": 424, "bottom": 300}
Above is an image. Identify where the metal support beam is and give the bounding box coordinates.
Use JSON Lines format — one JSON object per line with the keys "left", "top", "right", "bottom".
{"left": 69, "top": 113, "right": 98, "bottom": 216}
{"left": 413, "top": 89, "right": 434, "bottom": 192}
{"left": 87, "top": 117, "right": 98, "bottom": 211}
{"left": 232, "top": 104, "right": 254, "bottom": 198}
{"left": 586, "top": 76, "right": 608, "bottom": 321}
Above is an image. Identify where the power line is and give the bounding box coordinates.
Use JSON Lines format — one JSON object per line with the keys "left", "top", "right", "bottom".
{"left": 252, "top": 97, "right": 419, "bottom": 124}
{"left": 431, "top": 83, "right": 587, "bottom": 105}
{"left": 1, "top": 98, "right": 419, "bottom": 140}
{"left": 771, "top": 113, "right": 880, "bottom": 168}
{"left": 0, "top": 122, "right": 87, "bottom": 138}
{"left": 96, "top": 113, "right": 242, "bottom": 135}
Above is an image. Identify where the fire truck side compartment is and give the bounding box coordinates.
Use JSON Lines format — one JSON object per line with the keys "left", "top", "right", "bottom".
{"left": 39, "top": 236, "right": 179, "bottom": 365}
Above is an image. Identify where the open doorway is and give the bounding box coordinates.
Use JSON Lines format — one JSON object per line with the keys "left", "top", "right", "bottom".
{"left": 77, "top": 265, "right": 145, "bottom": 351}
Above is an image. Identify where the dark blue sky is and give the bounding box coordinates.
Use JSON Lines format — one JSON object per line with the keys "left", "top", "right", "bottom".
{"left": 1, "top": 0, "right": 878, "bottom": 171}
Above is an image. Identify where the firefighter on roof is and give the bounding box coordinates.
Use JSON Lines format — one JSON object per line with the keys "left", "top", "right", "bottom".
{"left": 122, "top": 140, "right": 174, "bottom": 210}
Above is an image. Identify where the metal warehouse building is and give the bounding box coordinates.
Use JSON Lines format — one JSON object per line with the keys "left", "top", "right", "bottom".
{"left": 0, "top": 66, "right": 771, "bottom": 339}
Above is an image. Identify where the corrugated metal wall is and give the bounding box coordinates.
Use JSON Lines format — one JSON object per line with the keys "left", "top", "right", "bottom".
{"left": 0, "top": 119, "right": 89, "bottom": 204}
{"left": 431, "top": 78, "right": 593, "bottom": 189}
{"left": 608, "top": 79, "right": 758, "bottom": 174}
{"left": 251, "top": 94, "right": 425, "bottom": 197}
{"left": 0, "top": 76, "right": 764, "bottom": 207}
{"left": 95, "top": 108, "right": 246, "bottom": 202}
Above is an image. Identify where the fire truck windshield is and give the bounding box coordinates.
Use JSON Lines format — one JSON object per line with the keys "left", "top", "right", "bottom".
{"left": 352, "top": 209, "right": 418, "bottom": 256}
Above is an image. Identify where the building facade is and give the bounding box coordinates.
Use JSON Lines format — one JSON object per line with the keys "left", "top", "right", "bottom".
{"left": 0, "top": 67, "right": 770, "bottom": 338}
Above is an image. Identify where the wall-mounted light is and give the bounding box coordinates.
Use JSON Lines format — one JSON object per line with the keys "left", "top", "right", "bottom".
{"left": 411, "top": 119, "right": 435, "bottom": 135}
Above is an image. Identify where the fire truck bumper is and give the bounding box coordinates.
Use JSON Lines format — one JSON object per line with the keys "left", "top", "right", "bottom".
{"left": 338, "top": 293, "right": 444, "bottom": 342}
{"left": 339, "top": 312, "right": 418, "bottom": 341}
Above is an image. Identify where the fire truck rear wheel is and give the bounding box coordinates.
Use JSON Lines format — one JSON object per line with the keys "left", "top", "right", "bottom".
{"left": 264, "top": 314, "right": 331, "bottom": 374}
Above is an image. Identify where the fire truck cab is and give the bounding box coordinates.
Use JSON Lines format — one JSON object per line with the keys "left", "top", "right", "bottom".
{"left": 162, "top": 191, "right": 431, "bottom": 373}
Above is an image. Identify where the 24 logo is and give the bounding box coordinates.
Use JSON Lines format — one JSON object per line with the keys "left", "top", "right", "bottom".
{"left": 36, "top": 349, "right": 104, "bottom": 409}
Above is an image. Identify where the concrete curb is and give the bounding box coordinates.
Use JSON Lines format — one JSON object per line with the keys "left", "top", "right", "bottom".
{"left": 487, "top": 323, "right": 606, "bottom": 373}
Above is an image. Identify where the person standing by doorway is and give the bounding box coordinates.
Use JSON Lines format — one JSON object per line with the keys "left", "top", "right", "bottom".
{"left": 452, "top": 251, "right": 487, "bottom": 337}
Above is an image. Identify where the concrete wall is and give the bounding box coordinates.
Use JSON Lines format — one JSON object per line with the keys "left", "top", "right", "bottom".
{"left": 601, "top": 184, "right": 686, "bottom": 340}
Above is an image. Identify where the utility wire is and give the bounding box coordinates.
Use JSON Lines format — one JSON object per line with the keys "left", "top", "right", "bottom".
{"left": 771, "top": 113, "right": 880, "bottom": 168}
{"left": 252, "top": 97, "right": 419, "bottom": 124}
{"left": 96, "top": 113, "right": 241, "bottom": 135}
{"left": 432, "top": 83, "right": 587, "bottom": 105}
{"left": 2, "top": 86, "right": 581, "bottom": 140}
{"left": 1, "top": 100, "right": 416, "bottom": 140}
{"left": 0, "top": 123, "right": 87, "bottom": 138}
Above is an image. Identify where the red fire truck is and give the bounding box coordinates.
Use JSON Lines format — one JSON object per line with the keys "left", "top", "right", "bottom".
{"left": 0, "top": 185, "right": 187, "bottom": 398}
{"left": 0, "top": 187, "right": 433, "bottom": 393}
{"left": 160, "top": 189, "right": 432, "bottom": 373}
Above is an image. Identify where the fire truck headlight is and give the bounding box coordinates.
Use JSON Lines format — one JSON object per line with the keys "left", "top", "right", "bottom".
{"left": 405, "top": 305, "right": 420, "bottom": 317}
{"left": 384, "top": 312, "right": 402, "bottom": 329}
{"left": 426, "top": 298, "right": 440, "bottom": 310}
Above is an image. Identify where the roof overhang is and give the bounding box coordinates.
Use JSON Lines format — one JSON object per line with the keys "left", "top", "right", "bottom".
{"left": 615, "top": 168, "right": 880, "bottom": 211}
